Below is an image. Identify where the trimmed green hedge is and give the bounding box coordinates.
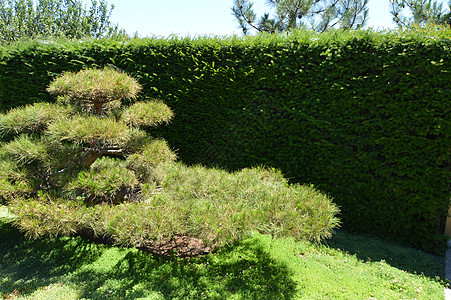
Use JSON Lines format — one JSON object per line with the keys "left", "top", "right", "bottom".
{"left": 1, "top": 28, "right": 450, "bottom": 253}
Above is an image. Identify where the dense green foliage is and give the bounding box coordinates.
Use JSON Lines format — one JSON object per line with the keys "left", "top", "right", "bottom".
{"left": 0, "top": 67, "right": 175, "bottom": 206}
{"left": 0, "top": 27, "right": 449, "bottom": 253}
{"left": 10, "top": 164, "right": 340, "bottom": 249}
{"left": 390, "top": 0, "right": 451, "bottom": 28}
{"left": 0, "top": 67, "right": 339, "bottom": 253}
{"left": 0, "top": 0, "right": 121, "bottom": 44}
{"left": 232, "top": 0, "right": 368, "bottom": 34}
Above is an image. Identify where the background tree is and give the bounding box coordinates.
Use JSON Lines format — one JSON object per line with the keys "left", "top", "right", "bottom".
{"left": 390, "top": 0, "right": 451, "bottom": 28}
{"left": 0, "top": 0, "right": 123, "bottom": 44}
{"left": 232, "top": 0, "right": 369, "bottom": 34}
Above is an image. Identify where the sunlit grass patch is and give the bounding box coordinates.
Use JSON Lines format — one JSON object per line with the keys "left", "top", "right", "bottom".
{"left": 0, "top": 215, "right": 446, "bottom": 300}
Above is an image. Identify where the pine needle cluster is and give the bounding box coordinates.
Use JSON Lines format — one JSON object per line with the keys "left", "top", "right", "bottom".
{"left": 0, "top": 66, "right": 176, "bottom": 204}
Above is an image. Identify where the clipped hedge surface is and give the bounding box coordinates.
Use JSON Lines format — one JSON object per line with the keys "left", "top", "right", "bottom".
{"left": 1, "top": 29, "right": 450, "bottom": 253}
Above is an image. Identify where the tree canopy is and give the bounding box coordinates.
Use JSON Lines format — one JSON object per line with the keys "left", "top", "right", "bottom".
{"left": 390, "top": 0, "right": 451, "bottom": 28}
{"left": 232, "top": 0, "right": 369, "bottom": 34}
{"left": 0, "top": 0, "right": 123, "bottom": 44}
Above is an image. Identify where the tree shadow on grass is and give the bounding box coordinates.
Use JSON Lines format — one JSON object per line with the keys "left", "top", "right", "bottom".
{"left": 0, "top": 222, "right": 105, "bottom": 298}
{"left": 322, "top": 230, "right": 446, "bottom": 281}
{"left": 1, "top": 222, "right": 297, "bottom": 299}
{"left": 72, "top": 237, "right": 298, "bottom": 299}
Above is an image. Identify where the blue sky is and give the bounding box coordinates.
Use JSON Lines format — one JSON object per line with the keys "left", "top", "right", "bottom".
{"left": 90, "top": 0, "right": 448, "bottom": 37}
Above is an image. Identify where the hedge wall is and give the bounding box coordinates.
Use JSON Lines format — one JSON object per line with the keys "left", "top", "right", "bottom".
{"left": 1, "top": 28, "right": 450, "bottom": 254}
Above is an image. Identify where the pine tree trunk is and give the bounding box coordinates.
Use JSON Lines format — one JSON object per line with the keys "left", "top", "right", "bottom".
{"left": 94, "top": 102, "right": 103, "bottom": 115}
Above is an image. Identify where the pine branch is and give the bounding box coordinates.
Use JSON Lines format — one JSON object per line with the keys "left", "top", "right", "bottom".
{"left": 232, "top": 0, "right": 263, "bottom": 34}
{"left": 39, "top": 145, "right": 125, "bottom": 189}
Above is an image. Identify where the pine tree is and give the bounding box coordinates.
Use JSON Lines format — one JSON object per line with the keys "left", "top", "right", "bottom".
{"left": 390, "top": 0, "right": 451, "bottom": 28}
{"left": 0, "top": 67, "right": 176, "bottom": 205}
{"left": 0, "top": 69, "right": 339, "bottom": 255}
{"left": 232, "top": 0, "right": 369, "bottom": 34}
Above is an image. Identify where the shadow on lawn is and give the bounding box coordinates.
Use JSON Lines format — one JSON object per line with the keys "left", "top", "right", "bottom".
{"left": 0, "top": 222, "right": 297, "bottom": 299}
{"left": 323, "top": 230, "right": 446, "bottom": 281}
{"left": 71, "top": 237, "right": 297, "bottom": 299}
{"left": 0, "top": 222, "right": 105, "bottom": 297}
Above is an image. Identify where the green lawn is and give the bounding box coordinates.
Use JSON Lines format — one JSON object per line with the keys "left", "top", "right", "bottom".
{"left": 0, "top": 205, "right": 447, "bottom": 299}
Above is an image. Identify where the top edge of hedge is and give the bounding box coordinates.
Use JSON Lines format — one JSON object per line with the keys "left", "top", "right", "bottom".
{"left": 1, "top": 26, "right": 450, "bottom": 56}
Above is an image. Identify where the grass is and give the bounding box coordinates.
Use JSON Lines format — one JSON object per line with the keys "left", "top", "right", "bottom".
{"left": 0, "top": 205, "right": 447, "bottom": 299}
